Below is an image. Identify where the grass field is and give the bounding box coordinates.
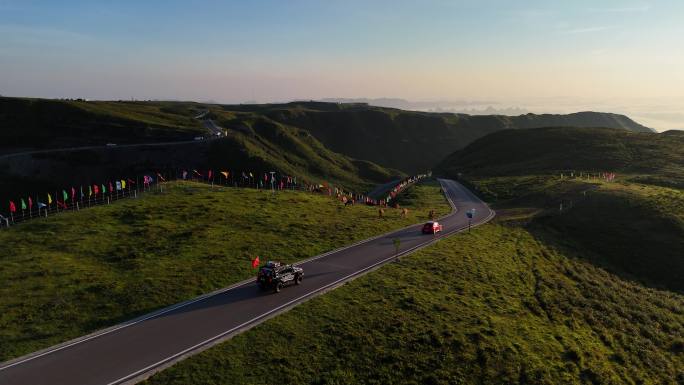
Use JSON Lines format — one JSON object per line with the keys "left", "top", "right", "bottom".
{"left": 144, "top": 223, "right": 684, "bottom": 385}
{"left": 0, "top": 180, "right": 450, "bottom": 361}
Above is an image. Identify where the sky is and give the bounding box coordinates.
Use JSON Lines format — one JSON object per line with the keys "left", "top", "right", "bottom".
{"left": 1, "top": 0, "right": 683, "bottom": 131}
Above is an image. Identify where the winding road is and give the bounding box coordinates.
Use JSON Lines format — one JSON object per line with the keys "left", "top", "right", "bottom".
{"left": 0, "top": 179, "right": 493, "bottom": 385}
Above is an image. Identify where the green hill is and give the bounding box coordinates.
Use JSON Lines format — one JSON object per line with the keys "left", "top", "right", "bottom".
{"left": 0, "top": 116, "right": 402, "bottom": 207}
{"left": 205, "top": 115, "right": 403, "bottom": 190}
{"left": 0, "top": 97, "right": 206, "bottom": 149}
{"left": 436, "top": 127, "right": 684, "bottom": 292}
{"left": 437, "top": 127, "right": 684, "bottom": 187}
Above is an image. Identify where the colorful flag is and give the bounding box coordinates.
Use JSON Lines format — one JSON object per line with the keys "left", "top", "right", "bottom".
{"left": 9, "top": 201, "right": 16, "bottom": 213}
{"left": 63, "top": 190, "right": 68, "bottom": 201}
{"left": 249, "top": 172, "right": 253, "bottom": 178}
{"left": 38, "top": 202, "right": 47, "bottom": 209}
{"left": 208, "top": 170, "right": 212, "bottom": 180}
{"left": 71, "top": 187, "right": 76, "bottom": 200}
{"left": 101, "top": 184, "right": 106, "bottom": 194}
{"left": 21, "top": 199, "right": 27, "bottom": 210}
{"left": 80, "top": 186, "right": 84, "bottom": 199}
{"left": 93, "top": 184, "right": 99, "bottom": 195}
{"left": 182, "top": 170, "right": 188, "bottom": 180}
{"left": 88, "top": 186, "right": 92, "bottom": 197}
{"left": 121, "top": 180, "right": 126, "bottom": 189}
{"left": 193, "top": 170, "right": 202, "bottom": 177}
{"left": 109, "top": 182, "right": 114, "bottom": 193}
{"left": 221, "top": 171, "right": 228, "bottom": 178}
{"left": 116, "top": 181, "right": 122, "bottom": 191}
{"left": 57, "top": 201, "right": 67, "bottom": 209}
{"left": 48, "top": 193, "right": 53, "bottom": 204}
{"left": 127, "top": 178, "right": 135, "bottom": 185}
{"left": 28, "top": 196, "right": 33, "bottom": 210}
{"left": 157, "top": 173, "right": 166, "bottom": 182}
{"left": 251, "top": 256, "right": 260, "bottom": 269}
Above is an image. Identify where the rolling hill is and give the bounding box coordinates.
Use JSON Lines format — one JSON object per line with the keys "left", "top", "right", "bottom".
{"left": 0, "top": 115, "right": 403, "bottom": 207}
{"left": 436, "top": 126, "right": 684, "bottom": 293}
{"left": 0, "top": 97, "right": 207, "bottom": 150}
{"left": 1, "top": 97, "right": 654, "bottom": 175}
{"left": 242, "top": 103, "right": 654, "bottom": 173}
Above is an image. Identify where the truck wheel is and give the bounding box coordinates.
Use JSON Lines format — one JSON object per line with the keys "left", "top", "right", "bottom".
{"left": 295, "top": 274, "right": 302, "bottom": 285}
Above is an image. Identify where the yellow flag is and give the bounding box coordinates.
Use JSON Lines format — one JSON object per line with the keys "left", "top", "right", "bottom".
{"left": 221, "top": 171, "right": 229, "bottom": 178}
{"left": 121, "top": 180, "right": 126, "bottom": 189}
{"left": 47, "top": 193, "right": 53, "bottom": 204}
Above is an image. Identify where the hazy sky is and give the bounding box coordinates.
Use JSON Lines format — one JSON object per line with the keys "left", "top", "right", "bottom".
{"left": 1, "top": 0, "right": 683, "bottom": 130}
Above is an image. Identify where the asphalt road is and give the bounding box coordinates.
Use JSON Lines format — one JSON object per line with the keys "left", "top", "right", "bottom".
{"left": 0, "top": 179, "right": 494, "bottom": 385}
{"left": 202, "top": 119, "right": 224, "bottom": 137}
{"left": 0, "top": 139, "right": 210, "bottom": 161}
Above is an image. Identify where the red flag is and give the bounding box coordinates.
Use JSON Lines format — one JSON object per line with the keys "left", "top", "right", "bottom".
{"left": 93, "top": 184, "right": 99, "bottom": 195}
{"left": 71, "top": 187, "right": 76, "bottom": 200}
{"left": 57, "top": 201, "right": 68, "bottom": 209}
{"left": 251, "top": 256, "right": 260, "bottom": 269}
{"left": 28, "top": 196, "right": 33, "bottom": 209}
{"left": 208, "top": 170, "right": 212, "bottom": 180}
{"left": 127, "top": 178, "right": 136, "bottom": 185}
{"left": 9, "top": 201, "right": 16, "bottom": 213}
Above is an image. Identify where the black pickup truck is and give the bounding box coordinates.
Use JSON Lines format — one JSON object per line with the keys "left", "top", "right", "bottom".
{"left": 256, "top": 261, "right": 304, "bottom": 293}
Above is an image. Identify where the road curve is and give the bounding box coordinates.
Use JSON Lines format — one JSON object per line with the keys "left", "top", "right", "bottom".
{"left": 0, "top": 179, "right": 494, "bottom": 385}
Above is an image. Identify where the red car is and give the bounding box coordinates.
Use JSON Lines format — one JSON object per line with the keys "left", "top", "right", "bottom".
{"left": 422, "top": 221, "right": 443, "bottom": 234}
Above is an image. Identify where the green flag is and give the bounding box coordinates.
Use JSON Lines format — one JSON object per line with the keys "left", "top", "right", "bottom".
{"left": 62, "top": 190, "right": 68, "bottom": 201}
{"left": 21, "top": 198, "right": 27, "bottom": 210}
{"left": 102, "top": 184, "right": 106, "bottom": 194}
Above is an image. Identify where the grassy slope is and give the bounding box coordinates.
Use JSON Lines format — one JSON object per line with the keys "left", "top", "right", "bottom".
{"left": 466, "top": 175, "right": 684, "bottom": 292}
{"left": 0, "top": 100, "right": 403, "bottom": 207}
{"left": 436, "top": 126, "right": 684, "bottom": 292}
{"left": 145, "top": 223, "right": 684, "bottom": 385}
{"left": 0, "top": 97, "right": 206, "bottom": 148}
{"left": 0, "top": 181, "right": 450, "bottom": 362}
{"left": 206, "top": 115, "right": 403, "bottom": 192}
